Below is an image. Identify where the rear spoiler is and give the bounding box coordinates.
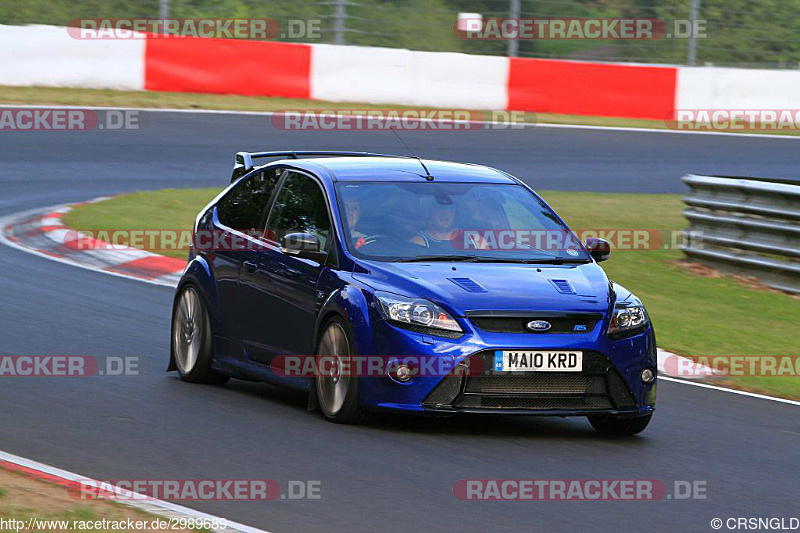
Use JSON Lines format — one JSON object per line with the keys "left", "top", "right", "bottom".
{"left": 231, "top": 151, "right": 406, "bottom": 182}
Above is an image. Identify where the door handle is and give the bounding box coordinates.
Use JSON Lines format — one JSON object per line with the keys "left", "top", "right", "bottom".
{"left": 243, "top": 261, "right": 258, "bottom": 273}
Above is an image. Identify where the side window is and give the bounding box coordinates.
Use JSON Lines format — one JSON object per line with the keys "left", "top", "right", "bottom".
{"left": 217, "top": 167, "right": 283, "bottom": 233}
{"left": 266, "top": 172, "right": 332, "bottom": 250}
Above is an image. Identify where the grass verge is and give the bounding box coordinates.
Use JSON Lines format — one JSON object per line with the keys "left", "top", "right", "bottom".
{"left": 4, "top": 85, "right": 800, "bottom": 135}
{"left": 0, "top": 467, "right": 203, "bottom": 532}
{"left": 63, "top": 188, "right": 800, "bottom": 399}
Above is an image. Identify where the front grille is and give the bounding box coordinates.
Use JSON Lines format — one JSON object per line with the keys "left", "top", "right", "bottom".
{"left": 459, "top": 395, "right": 614, "bottom": 411}
{"left": 467, "top": 373, "right": 604, "bottom": 394}
{"left": 422, "top": 351, "right": 636, "bottom": 412}
{"left": 468, "top": 313, "right": 602, "bottom": 334}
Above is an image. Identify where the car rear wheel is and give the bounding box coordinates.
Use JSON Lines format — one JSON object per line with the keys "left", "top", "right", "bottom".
{"left": 587, "top": 413, "right": 652, "bottom": 435}
{"left": 171, "top": 285, "right": 228, "bottom": 385}
{"left": 315, "top": 318, "right": 370, "bottom": 424}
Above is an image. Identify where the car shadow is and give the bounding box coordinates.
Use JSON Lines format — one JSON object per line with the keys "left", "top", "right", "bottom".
{"left": 213, "top": 378, "right": 652, "bottom": 441}
{"left": 368, "top": 411, "right": 652, "bottom": 441}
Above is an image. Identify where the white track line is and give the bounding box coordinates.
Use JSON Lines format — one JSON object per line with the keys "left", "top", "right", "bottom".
{"left": 0, "top": 450, "right": 269, "bottom": 533}
{"left": 655, "top": 349, "right": 799, "bottom": 407}
{"left": 659, "top": 376, "right": 800, "bottom": 407}
{"left": 1, "top": 104, "right": 799, "bottom": 140}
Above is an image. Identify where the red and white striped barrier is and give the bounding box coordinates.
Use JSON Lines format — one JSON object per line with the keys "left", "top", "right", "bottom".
{"left": 0, "top": 25, "right": 145, "bottom": 90}
{"left": 2, "top": 24, "right": 800, "bottom": 122}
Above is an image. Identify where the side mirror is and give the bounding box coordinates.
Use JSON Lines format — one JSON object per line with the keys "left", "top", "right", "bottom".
{"left": 585, "top": 237, "right": 611, "bottom": 262}
{"left": 281, "top": 232, "right": 326, "bottom": 262}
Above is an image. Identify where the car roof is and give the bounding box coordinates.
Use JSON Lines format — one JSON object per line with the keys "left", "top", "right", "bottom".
{"left": 268, "top": 157, "right": 517, "bottom": 184}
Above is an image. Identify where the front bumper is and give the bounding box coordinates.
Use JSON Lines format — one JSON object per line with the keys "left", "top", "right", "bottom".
{"left": 422, "top": 350, "right": 646, "bottom": 413}
{"left": 358, "top": 315, "right": 657, "bottom": 416}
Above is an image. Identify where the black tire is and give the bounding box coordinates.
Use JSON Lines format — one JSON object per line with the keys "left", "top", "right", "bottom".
{"left": 314, "top": 316, "right": 371, "bottom": 424}
{"left": 171, "top": 285, "right": 229, "bottom": 385}
{"left": 588, "top": 413, "right": 652, "bottom": 435}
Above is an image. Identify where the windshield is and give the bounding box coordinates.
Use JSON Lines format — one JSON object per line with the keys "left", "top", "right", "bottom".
{"left": 335, "top": 182, "right": 589, "bottom": 263}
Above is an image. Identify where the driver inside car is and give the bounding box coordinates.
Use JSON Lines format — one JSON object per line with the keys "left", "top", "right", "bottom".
{"left": 412, "top": 194, "right": 490, "bottom": 250}
{"left": 344, "top": 196, "right": 369, "bottom": 249}
{"left": 412, "top": 196, "right": 458, "bottom": 248}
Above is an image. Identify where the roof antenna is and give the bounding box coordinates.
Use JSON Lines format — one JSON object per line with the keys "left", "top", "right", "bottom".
{"left": 390, "top": 127, "right": 434, "bottom": 181}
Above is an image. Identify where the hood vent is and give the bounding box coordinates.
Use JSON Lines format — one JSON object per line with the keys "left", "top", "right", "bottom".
{"left": 549, "top": 279, "right": 576, "bottom": 295}
{"left": 448, "top": 277, "right": 488, "bottom": 293}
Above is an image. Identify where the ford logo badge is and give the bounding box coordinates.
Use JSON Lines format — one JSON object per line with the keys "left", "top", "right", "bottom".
{"left": 526, "top": 320, "right": 551, "bottom": 332}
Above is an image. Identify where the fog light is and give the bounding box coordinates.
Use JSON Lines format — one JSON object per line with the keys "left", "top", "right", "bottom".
{"left": 394, "top": 364, "right": 413, "bottom": 382}
{"left": 641, "top": 368, "right": 655, "bottom": 383}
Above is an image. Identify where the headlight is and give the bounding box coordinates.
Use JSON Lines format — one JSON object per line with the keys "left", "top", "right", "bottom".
{"left": 374, "top": 291, "right": 462, "bottom": 333}
{"left": 607, "top": 300, "right": 649, "bottom": 336}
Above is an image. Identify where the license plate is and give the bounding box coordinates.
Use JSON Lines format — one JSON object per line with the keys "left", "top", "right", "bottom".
{"left": 494, "top": 350, "right": 583, "bottom": 372}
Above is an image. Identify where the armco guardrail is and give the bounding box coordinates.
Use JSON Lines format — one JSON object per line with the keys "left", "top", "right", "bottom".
{"left": 680, "top": 174, "right": 800, "bottom": 294}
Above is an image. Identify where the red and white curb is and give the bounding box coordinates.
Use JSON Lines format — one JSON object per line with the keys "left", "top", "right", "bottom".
{"left": 657, "top": 348, "right": 800, "bottom": 407}
{"left": 0, "top": 450, "right": 269, "bottom": 533}
{"left": 0, "top": 198, "right": 184, "bottom": 287}
{"left": 657, "top": 348, "right": 718, "bottom": 379}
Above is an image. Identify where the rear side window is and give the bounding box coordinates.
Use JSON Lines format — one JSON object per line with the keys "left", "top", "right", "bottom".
{"left": 217, "top": 167, "right": 283, "bottom": 232}
{"left": 266, "top": 171, "right": 332, "bottom": 250}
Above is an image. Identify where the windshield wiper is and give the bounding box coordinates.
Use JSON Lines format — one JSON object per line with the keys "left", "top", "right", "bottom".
{"left": 399, "top": 255, "right": 589, "bottom": 264}
{"left": 399, "top": 255, "right": 483, "bottom": 262}
{"left": 513, "top": 258, "right": 591, "bottom": 265}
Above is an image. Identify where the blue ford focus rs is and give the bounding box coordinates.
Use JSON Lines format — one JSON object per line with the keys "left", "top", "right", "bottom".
{"left": 169, "top": 151, "right": 657, "bottom": 434}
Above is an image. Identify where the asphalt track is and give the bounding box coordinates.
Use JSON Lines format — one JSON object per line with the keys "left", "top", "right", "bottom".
{"left": 1, "top": 111, "right": 799, "bottom": 532}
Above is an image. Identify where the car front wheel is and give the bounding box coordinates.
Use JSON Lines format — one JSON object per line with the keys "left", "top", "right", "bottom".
{"left": 314, "top": 317, "right": 370, "bottom": 424}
